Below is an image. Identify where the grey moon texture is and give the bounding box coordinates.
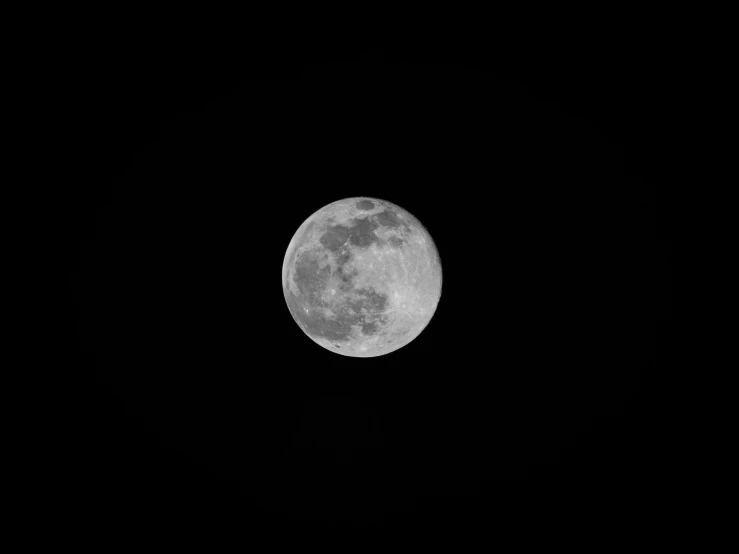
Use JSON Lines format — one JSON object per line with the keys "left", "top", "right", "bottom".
{"left": 282, "top": 197, "right": 442, "bottom": 357}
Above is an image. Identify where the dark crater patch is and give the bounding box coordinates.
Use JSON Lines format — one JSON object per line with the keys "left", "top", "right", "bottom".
{"left": 319, "top": 217, "right": 380, "bottom": 252}
{"left": 356, "top": 200, "right": 375, "bottom": 211}
{"left": 360, "top": 320, "right": 380, "bottom": 335}
{"left": 348, "top": 287, "right": 388, "bottom": 313}
{"left": 318, "top": 225, "right": 350, "bottom": 252}
{"left": 335, "top": 251, "right": 352, "bottom": 267}
{"left": 373, "top": 209, "right": 401, "bottom": 228}
{"left": 373, "top": 209, "right": 412, "bottom": 236}
{"left": 293, "top": 250, "right": 332, "bottom": 303}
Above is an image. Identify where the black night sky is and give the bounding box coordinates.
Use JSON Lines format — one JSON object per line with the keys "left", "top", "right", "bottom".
{"left": 65, "top": 34, "right": 670, "bottom": 541}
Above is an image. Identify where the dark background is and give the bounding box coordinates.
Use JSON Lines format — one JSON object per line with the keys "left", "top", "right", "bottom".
{"left": 66, "top": 36, "right": 670, "bottom": 538}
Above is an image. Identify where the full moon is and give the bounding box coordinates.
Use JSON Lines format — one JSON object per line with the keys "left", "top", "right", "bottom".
{"left": 282, "top": 198, "right": 442, "bottom": 357}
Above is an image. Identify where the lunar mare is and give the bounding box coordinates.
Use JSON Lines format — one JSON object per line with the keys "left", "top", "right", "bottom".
{"left": 282, "top": 197, "right": 441, "bottom": 357}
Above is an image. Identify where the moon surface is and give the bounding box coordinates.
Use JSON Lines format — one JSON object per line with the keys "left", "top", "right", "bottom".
{"left": 282, "top": 198, "right": 442, "bottom": 357}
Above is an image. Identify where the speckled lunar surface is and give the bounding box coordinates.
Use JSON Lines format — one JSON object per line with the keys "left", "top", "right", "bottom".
{"left": 283, "top": 198, "right": 442, "bottom": 357}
